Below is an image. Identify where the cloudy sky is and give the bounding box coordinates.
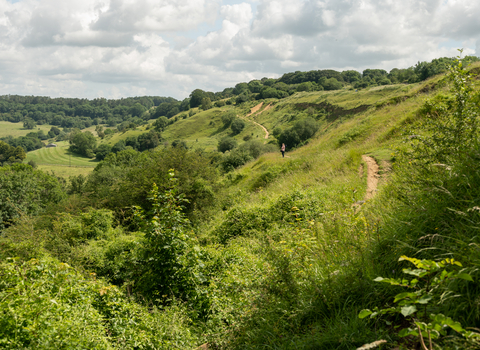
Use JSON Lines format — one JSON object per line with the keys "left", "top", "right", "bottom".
{"left": 0, "top": 0, "right": 479, "bottom": 100}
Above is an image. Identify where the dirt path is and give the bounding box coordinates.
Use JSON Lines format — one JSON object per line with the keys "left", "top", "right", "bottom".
{"left": 361, "top": 155, "right": 379, "bottom": 200}
{"left": 244, "top": 102, "right": 272, "bottom": 141}
{"left": 246, "top": 102, "right": 264, "bottom": 117}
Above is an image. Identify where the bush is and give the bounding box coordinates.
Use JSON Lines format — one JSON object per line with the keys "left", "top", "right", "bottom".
{"left": 95, "top": 144, "right": 112, "bottom": 161}
{"left": 221, "top": 111, "right": 236, "bottom": 127}
{"left": 322, "top": 77, "right": 343, "bottom": 90}
{"left": 0, "top": 257, "right": 201, "bottom": 349}
{"left": 220, "top": 141, "right": 276, "bottom": 172}
{"left": 132, "top": 174, "right": 205, "bottom": 307}
{"left": 218, "top": 136, "right": 237, "bottom": 153}
{"left": 221, "top": 148, "right": 253, "bottom": 172}
{"left": 278, "top": 118, "right": 319, "bottom": 149}
{"left": 231, "top": 118, "right": 245, "bottom": 135}
{"left": 0, "top": 164, "right": 66, "bottom": 231}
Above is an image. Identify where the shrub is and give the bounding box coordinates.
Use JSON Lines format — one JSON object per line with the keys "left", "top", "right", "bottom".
{"left": 132, "top": 172, "right": 205, "bottom": 305}
{"left": 0, "top": 164, "right": 66, "bottom": 231}
{"left": 221, "top": 148, "right": 252, "bottom": 172}
{"left": 0, "top": 257, "right": 201, "bottom": 349}
{"left": 218, "top": 136, "right": 237, "bottom": 153}
{"left": 221, "top": 111, "right": 236, "bottom": 127}
{"left": 95, "top": 144, "right": 112, "bottom": 161}
{"left": 278, "top": 118, "right": 319, "bottom": 149}
{"left": 231, "top": 118, "right": 245, "bottom": 135}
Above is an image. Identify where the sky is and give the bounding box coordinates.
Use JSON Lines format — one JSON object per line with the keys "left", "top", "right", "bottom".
{"left": 0, "top": 0, "right": 479, "bottom": 100}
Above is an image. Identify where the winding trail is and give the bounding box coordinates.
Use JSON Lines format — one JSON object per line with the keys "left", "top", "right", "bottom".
{"left": 243, "top": 102, "right": 272, "bottom": 142}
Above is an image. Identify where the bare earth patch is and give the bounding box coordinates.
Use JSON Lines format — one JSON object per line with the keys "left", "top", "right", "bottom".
{"left": 246, "top": 102, "right": 264, "bottom": 116}
{"left": 361, "top": 155, "right": 379, "bottom": 200}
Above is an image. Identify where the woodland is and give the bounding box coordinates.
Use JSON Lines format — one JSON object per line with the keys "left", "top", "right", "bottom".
{"left": 1, "top": 55, "right": 480, "bottom": 349}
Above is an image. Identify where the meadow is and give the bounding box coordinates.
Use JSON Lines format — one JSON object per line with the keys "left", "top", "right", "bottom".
{"left": 0, "top": 121, "right": 52, "bottom": 138}
{"left": 25, "top": 141, "right": 97, "bottom": 177}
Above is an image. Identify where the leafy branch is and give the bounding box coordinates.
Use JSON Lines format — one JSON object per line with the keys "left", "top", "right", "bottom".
{"left": 359, "top": 256, "right": 479, "bottom": 349}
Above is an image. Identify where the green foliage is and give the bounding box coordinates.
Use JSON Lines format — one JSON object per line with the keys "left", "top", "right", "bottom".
{"left": 153, "top": 116, "right": 168, "bottom": 131}
{"left": 189, "top": 89, "right": 210, "bottom": 108}
{"left": 0, "top": 164, "right": 66, "bottom": 231}
{"left": 0, "top": 140, "right": 26, "bottom": 164}
{"left": 221, "top": 111, "right": 236, "bottom": 127}
{"left": 230, "top": 118, "right": 245, "bottom": 135}
{"left": 258, "top": 87, "right": 289, "bottom": 99}
{"left": 23, "top": 118, "right": 36, "bottom": 129}
{"left": 95, "top": 144, "right": 112, "bottom": 161}
{"left": 322, "top": 77, "right": 343, "bottom": 91}
{"left": 137, "top": 130, "right": 161, "bottom": 151}
{"left": 132, "top": 172, "right": 205, "bottom": 305}
{"left": 0, "top": 257, "right": 112, "bottom": 349}
{"left": 171, "top": 139, "right": 188, "bottom": 149}
{"left": 407, "top": 56, "right": 479, "bottom": 167}
{"left": 0, "top": 257, "right": 200, "bottom": 349}
{"left": 360, "top": 256, "right": 479, "bottom": 348}
{"left": 278, "top": 117, "right": 319, "bottom": 148}
{"left": 69, "top": 129, "right": 97, "bottom": 157}
{"left": 200, "top": 97, "right": 212, "bottom": 110}
{"left": 47, "top": 207, "right": 114, "bottom": 247}
{"left": 86, "top": 147, "right": 218, "bottom": 222}
{"left": 220, "top": 140, "right": 276, "bottom": 172}
{"left": 217, "top": 136, "right": 237, "bottom": 153}
{"left": 128, "top": 102, "right": 147, "bottom": 118}
{"left": 359, "top": 53, "right": 480, "bottom": 349}
{"left": 338, "top": 127, "right": 363, "bottom": 146}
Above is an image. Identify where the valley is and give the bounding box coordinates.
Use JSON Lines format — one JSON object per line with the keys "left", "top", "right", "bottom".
{"left": 1, "top": 60, "right": 480, "bottom": 349}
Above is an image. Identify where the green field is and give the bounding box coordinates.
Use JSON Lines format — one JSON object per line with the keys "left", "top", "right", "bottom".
{"left": 0, "top": 121, "right": 53, "bottom": 138}
{"left": 25, "top": 141, "right": 97, "bottom": 177}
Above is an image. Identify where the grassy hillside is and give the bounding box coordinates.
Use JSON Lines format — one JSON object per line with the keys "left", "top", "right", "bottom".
{"left": 2, "top": 61, "right": 480, "bottom": 349}
{"left": 0, "top": 121, "right": 52, "bottom": 138}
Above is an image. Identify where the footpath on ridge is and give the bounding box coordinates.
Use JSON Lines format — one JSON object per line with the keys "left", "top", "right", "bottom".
{"left": 242, "top": 102, "right": 272, "bottom": 142}
{"left": 239, "top": 103, "right": 382, "bottom": 201}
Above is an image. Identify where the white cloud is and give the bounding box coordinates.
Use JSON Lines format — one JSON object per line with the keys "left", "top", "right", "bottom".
{"left": 0, "top": 0, "right": 479, "bottom": 99}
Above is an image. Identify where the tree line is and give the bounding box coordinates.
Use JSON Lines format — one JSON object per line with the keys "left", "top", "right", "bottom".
{"left": 1, "top": 56, "right": 478, "bottom": 134}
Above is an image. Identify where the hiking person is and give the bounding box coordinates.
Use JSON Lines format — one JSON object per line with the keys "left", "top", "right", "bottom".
{"left": 281, "top": 143, "right": 286, "bottom": 158}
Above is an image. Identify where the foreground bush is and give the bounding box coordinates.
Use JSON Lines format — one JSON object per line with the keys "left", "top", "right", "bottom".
{"left": 0, "top": 257, "right": 200, "bottom": 349}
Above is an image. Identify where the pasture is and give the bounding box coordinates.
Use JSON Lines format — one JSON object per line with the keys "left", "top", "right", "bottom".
{"left": 25, "top": 141, "right": 97, "bottom": 177}
{"left": 0, "top": 121, "right": 52, "bottom": 138}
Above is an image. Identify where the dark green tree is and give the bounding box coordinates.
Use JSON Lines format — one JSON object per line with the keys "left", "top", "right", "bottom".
{"left": 0, "top": 164, "right": 66, "bottom": 230}
{"left": 137, "top": 130, "right": 161, "bottom": 151}
{"left": 322, "top": 78, "right": 343, "bottom": 91}
{"left": 230, "top": 118, "right": 245, "bottom": 135}
{"left": 69, "top": 130, "right": 97, "bottom": 157}
{"left": 221, "top": 111, "right": 236, "bottom": 127}
{"left": 341, "top": 70, "right": 362, "bottom": 83}
{"left": 95, "top": 144, "right": 112, "bottom": 161}
{"left": 23, "top": 118, "right": 36, "bottom": 129}
{"left": 200, "top": 97, "right": 212, "bottom": 111}
{"left": 0, "top": 141, "right": 26, "bottom": 165}
{"left": 189, "top": 89, "right": 208, "bottom": 108}
{"left": 111, "top": 140, "right": 126, "bottom": 153}
{"left": 217, "top": 136, "right": 237, "bottom": 153}
{"left": 128, "top": 103, "right": 147, "bottom": 118}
